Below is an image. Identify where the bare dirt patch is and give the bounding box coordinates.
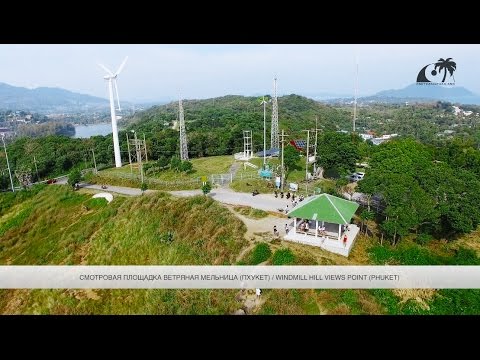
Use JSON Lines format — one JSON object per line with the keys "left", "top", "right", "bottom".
{"left": 393, "top": 289, "right": 436, "bottom": 311}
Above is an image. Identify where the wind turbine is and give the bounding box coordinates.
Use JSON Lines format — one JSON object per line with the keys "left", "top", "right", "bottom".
{"left": 99, "top": 56, "right": 128, "bottom": 168}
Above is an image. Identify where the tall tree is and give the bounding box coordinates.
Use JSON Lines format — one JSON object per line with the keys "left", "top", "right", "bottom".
{"left": 316, "top": 132, "right": 360, "bottom": 178}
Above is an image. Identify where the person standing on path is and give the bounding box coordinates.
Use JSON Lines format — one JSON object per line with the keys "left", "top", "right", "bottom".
{"left": 343, "top": 234, "right": 348, "bottom": 247}
{"left": 285, "top": 223, "right": 289, "bottom": 234}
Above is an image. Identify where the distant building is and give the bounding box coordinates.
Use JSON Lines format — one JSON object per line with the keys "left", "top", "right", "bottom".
{"left": 370, "top": 133, "right": 398, "bottom": 146}
{"left": 452, "top": 105, "right": 473, "bottom": 117}
{"left": 360, "top": 133, "right": 373, "bottom": 141}
{"left": 0, "top": 127, "right": 13, "bottom": 138}
{"left": 370, "top": 138, "right": 385, "bottom": 145}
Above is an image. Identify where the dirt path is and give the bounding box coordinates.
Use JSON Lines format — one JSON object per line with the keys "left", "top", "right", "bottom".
{"left": 228, "top": 162, "right": 241, "bottom": 179}
{"left": 234, "top": 289, "right": 267, "bottom": 314}
{"left": 225, "top": 206, "right": 289, "bottom": 240}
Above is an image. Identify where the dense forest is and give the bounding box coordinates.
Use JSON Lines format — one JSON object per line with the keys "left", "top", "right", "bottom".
{"left": 2, "top": 94, "right": 480, "bottom": 183}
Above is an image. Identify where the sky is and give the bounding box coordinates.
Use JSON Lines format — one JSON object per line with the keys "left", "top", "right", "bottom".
{"left": 0, "top": 44, "right": 478, "bottom": 102}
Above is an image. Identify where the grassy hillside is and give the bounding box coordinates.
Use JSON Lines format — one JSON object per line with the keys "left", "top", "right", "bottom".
{"left": 0, "top": 185, "right": 246, "bottom": 314}
{"left": 1, "top": 185, "right": 479, "bottom": 315}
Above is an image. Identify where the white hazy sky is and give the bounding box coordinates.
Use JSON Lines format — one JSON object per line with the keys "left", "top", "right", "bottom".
{"left": 0, "top": 44, "right": 478, "bottom": 102}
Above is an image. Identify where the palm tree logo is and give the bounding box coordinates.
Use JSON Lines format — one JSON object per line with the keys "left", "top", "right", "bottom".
{"left": 433, "top": 58, "right": 456, "bottom": 83}
{"left": 416, "top": 57, "right": 456, "bottom": 83}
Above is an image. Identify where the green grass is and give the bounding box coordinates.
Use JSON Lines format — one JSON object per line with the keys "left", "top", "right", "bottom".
{"left": 3, "top": 185, "right": 480, "bottom": 315}
{"left": 272, "top": 248, "right": 295, "bottom": 265}
{"left": 0, "top": 184, "right": 46, "bottom": 216}
{"left": 95, "top": 155, "right": 235, "bottom": 191}
{"left": 0, "top": 185, "right": 248, "bottom": 314}
{"left": 230, "top": 178, "right": 275, "bottom": 194}
{"left": 369, "top": 241, "right": 480, "bottom": 265}
{"left": 102, "top": 155, "right": 234, "bottom": 181}
{"left": 367, "top": 239, "right": 480, "bottom": 314}
{"left": 89, "top": 173, "right": 201, "bottom": 191}
{"left": 233, "top": 206, "right": 268, "bottom": 219}
{"left": 247, "top": 243, "right": 272, "bottom": 265}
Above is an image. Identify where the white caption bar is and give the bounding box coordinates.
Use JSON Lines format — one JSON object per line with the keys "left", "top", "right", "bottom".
{"left": 0, "top": 266, "right": 479, "bottom": 289}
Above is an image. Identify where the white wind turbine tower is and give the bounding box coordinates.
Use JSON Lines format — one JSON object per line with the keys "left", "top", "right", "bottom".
{"left": 99, "top": 57, "right": 128, "bottom": 168}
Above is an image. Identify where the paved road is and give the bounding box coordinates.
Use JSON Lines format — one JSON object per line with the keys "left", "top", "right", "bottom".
{"left": 69, "top": 182, "right": 295, "bottom": 213}
{"left": 79, "top": 183, "right": 156, "bottom": 196}
{"left": 171, "top": 187, "right": 294, "bottom": 213}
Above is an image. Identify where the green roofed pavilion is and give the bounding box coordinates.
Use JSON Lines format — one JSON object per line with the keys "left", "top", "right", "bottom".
{"left": 288, "top": 193, "right": 359, "bottom": 224}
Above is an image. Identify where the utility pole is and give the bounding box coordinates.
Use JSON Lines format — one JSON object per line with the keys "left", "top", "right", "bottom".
{"left": 263, "top": 97, "right": 266, "bottom": 167}
{"left": 353, "top": 59, "right": 359, "bottom": 133}
{"left": 91, "top": 149, "right": 97, "bottom": 174}
{"left": 179, "top": 97, "right": 189, "bottom": 161}
{"left": 279, "top": 130, "right": 288, "bottom": 192}
{"left": 271, "top": 77, "right": 279, "bottom": 150}
{"left": 1, "top": 134, "right": 14, "bottom": 192}
{"left": 143, "top": 134, "right": 148, "bottom": 162}
{"left": 126, "top": 133, "right": 133, "bottom": 174}
{"left": 313, "top": 116, "right": 319, "bottom": 175}
{"left": 133, "top": 131, "right": 144, "bottom": 184}
{"left": 33, "top": 155, "right": 39, "bottom": 181}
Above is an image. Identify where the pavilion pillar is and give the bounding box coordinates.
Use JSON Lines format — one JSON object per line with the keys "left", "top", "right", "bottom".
{"left": 294, "top": 218, "right": 297, "bottom": 234}
{"left": 338, "top": 223, "right": 341, "bottom": 242}
{"left": 315, "top": 220, "right": 318, "bottom": 238}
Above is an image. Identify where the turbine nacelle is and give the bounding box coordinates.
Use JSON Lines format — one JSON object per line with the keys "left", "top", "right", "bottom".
{"left": 98, "top": 57, "right": 127, "bottom": 111}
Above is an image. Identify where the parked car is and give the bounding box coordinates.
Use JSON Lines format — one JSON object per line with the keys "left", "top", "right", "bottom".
{"left": 355, "top": 172, "right": 365, "bottom": 180}
{"left": 347, "top": 172, "right": 365, "bottom": 182}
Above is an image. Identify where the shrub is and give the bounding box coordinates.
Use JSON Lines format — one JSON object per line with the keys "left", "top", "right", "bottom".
{"left": 180, "top": 161, "right": 193, "bottom": 173}
{"left": 68, "top": 169, "right": 82, "bottom": 189}
{"left": 170, "top": 156, "right": 181, "bottom": 171}
{"left": 415, "top": 233, "right": 433, "bottom": 245}
{"left": 249, "top": 243, "right": 272, "bottom": 264}
{"left": 202, "top": 182, "right": 212, "bottom": 195}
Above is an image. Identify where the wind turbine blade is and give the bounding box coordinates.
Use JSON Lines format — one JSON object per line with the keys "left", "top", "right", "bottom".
{"left": 115, "top": 56, "right": 128, "bottom": 76}
{"left": 114, "top": 79, "right": 121, "bottom": 111}
{"left": 98, "top": 63, "right": 113, "bottom": 76}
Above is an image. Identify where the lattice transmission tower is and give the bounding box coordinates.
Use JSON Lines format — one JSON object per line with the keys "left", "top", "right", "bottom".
{"left": 271, "top": 77, "right": 279, "bottom": 150}
{"left": 179, "top": 98, "right": 189, "bottom": 161}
